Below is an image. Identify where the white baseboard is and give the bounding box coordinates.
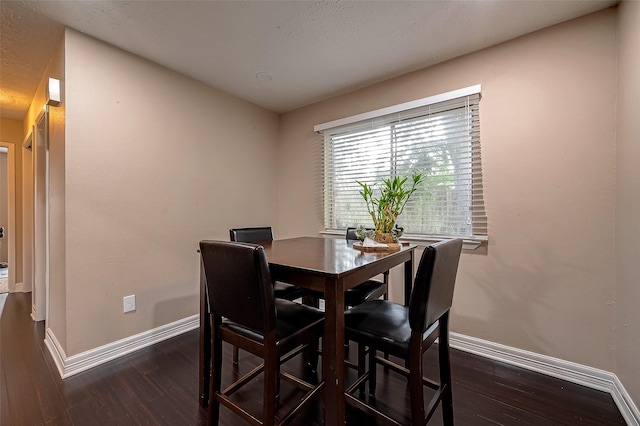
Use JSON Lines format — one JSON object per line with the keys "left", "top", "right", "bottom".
{"left": 450, "top": 332, "right": 640, "bottom": 426}
{"left": 613, "top": 375, "right": 640, "bottom": 426}
{"left": 44, "top": 314, "right": 199, "bottom": 379}
{"left": 14, "top": 281, "right": 23, "bottom": 292}
{"left": 39, "top": 316, "right": 638, "bottom": 424}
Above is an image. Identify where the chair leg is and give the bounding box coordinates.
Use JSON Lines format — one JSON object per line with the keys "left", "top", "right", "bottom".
{"left": 357, "top": 343, "right": 367, "bottom": 396}
{"left": 208, "top": 317, "right": 223, "bottom": 426}
{"left": 439, "top": 316, "right": 454, "bottom": 425}
{"left": 408, "top": 339, "right": 425, "bottom": 426}
{"left": 201, "top": 315, "right": 212, "bottom": 408}
{"left": 309, "top": 338, "right": 320, "bottom": 374}
{"left": 368, "top": 348, "right": 377, "bottom": 396}
{"left": 232, "top": 345, "right": 239, "bottom": 364}
{"left": 263, "top": 346, "right": 278, "bottom": 426}
{"left": 276, "top": 362, "right": 281, "bottom": 400}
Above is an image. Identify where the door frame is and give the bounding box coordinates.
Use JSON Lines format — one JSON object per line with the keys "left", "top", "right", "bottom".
{"left": 22, "top": 133, "right": 33, "bottom": 295}
{"left": 0, "top": 142, "right": 16, "bottom": 293}
{"left": 32, "top": 108, "right": 49, "bottom": 322}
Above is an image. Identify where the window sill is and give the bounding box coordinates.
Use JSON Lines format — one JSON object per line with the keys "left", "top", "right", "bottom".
{"left": 319, "top": 230, "right": 487, "bottom": 251}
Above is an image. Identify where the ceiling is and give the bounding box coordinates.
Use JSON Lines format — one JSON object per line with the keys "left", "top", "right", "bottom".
{"left": 0, "top": 0, "right": 618, "bottom": 120}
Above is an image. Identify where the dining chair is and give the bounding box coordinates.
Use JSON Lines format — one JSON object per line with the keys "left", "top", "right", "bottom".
{"left": 199, "top": 240, "right": 325, "bottom": 426}
{"left": 230, "top": 227, "right": 311, "bottom": 301}
{"left": 344, "top": 227, "right": 388, "bottom": 306}
{"left": 229, "top": 226, "right": 318, "bottom": 363}
{"left": 344, "top": 238, "right": 463, "bottom": 426}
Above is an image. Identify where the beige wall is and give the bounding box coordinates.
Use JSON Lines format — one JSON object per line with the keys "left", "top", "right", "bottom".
{"left": 279, "top": 10, "right": 618, "bottom": 371}
{"left": 0, "top": 117, "right": 24, "bottom": 284}
{"left": 0, "top": 118, "right": 23, "bottom": 142}
{"left": 60, "top": 29, "right": 280, "bottom": 355}
{"left": 615, "top": 0, "right": 640, "bottom": 406}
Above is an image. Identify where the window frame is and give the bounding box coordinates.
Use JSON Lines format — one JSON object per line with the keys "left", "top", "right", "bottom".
{"left": 315, "top": 85, "right": 487, "bottom": 247}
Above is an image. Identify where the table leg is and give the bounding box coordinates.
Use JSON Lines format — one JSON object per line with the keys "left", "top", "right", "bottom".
{"left": 323, "top": 278, "right": 346, "bottom": 425}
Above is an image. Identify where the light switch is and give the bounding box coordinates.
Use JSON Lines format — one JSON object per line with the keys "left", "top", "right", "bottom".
{"left": 123, "top": 295, "right": 136, "bottom": 313}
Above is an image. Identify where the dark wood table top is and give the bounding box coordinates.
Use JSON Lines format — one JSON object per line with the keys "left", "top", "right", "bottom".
{"left": 261, "top": 236, "right": 406, "bottom": 272}
{"left": 261, "top": 236, "right": 415, "bottom": 293}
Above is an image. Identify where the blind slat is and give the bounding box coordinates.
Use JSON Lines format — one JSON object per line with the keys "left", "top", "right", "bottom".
{"left": 322, "top": 91, "right": 487, "bottom": 239}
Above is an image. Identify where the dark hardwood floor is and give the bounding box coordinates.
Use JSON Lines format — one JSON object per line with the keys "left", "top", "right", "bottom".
{"left": 1, "top": 292, "right": 625, "bottom": 425}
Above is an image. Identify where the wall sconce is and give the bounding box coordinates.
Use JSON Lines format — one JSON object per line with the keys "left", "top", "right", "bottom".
{"left": 46, "top": 78, "right": 61, "bottom": 107}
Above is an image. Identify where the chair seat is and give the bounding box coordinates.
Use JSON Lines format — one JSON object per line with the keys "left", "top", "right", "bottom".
{"left": 223, "top": 299, "right": 324, "bottom": 351}
{"left": 274, "top": 281, "right": 308, "bottom": 300}
{"left": 344, "top": 279, "right": 386, "bottom": 307}
{"left": 345, "top": 299, "right": 412, "bottom": 357}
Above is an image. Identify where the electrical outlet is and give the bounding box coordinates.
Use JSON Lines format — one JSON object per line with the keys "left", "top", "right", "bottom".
{"left": 123, "top": 295, "right": 136, "bottom": 313}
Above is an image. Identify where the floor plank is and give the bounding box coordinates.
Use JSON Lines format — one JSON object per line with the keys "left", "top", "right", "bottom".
{"left": 0, "top": 293, "right": 626, "bottom": 425}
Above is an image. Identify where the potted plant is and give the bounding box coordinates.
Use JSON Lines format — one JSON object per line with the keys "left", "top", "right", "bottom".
{"left": 357, "top": 173, "right": 424, "bottom": 243}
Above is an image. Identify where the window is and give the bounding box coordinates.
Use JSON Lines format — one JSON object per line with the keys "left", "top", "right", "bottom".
{"left": 316, "top": 85, "right": 487, "bottom": 241}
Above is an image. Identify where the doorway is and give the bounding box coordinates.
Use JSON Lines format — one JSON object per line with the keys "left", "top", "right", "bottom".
{"left": 0, "top": 142, "right": 17, "bottom": 295}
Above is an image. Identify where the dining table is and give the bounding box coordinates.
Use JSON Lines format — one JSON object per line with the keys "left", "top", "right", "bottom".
{"left": 199, "top": 236, "right": 416, "bottom": 425}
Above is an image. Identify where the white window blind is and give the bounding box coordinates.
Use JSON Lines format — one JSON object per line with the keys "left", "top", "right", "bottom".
{"left": 319, "top": 88, "right": 487, "bottom": 240}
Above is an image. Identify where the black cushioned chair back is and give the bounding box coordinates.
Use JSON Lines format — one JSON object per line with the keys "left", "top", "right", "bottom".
{"left": 408, "top": 238, "right": 463, "bottom": 333}
{"left": 229, "top": 227, "right": 274, "bottom": 244}
{"left": 199, "top": 240, "right": 276, "bottom": 334}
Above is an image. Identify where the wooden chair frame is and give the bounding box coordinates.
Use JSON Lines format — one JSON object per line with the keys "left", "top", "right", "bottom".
{"left": 209, "top": 314, "right": 325, "bottom": 426}
{"left": 345, "top": 313, "right": 453, "bottom": 426}
{"left": 344, "top": 238, "right": 462, "bottom": 426}
{"left": 200, "top": 240, "right": 325, "bottom": 426}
